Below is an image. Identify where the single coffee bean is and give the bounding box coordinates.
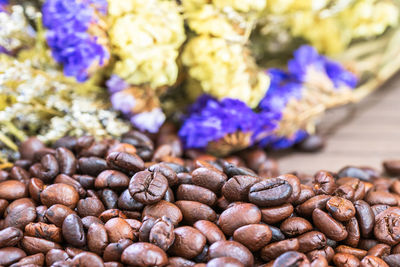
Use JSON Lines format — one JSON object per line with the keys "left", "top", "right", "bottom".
{"left": 54, "top": 174, "right": 86, "bottom": 198}
{"left": 360, "top": 255, "right": 389, "bottom": 267}
{"left": 177, "top": 184, "right": 217, "bottom": 206}
{"left": 371, "top": 204, "right": 390, "bottom": 218}
{"left": 307, "top": 246, "right": 335, "bottom": 263}
{"left": 312, "top": 208, "right": 348, "bottom": 241}
{"left": 25, "top": 222, "right": 62, "bottom": 243}
{"left": 103, "top": 239, "right": 133, "bottom": 262}
{"left": 65, "top": 246, "right": 85, "bottom": 258}
{"left": 344, "top": 217, "right": 361, "bottom": 247}
{"left": 261, "top": 204, "right": 294, "bottom": 224}
{"left": 87, "top": 223, "right": 108, "bottom": 255}
{"left": 70, "top": 252, "right": 104, "bottom": 267}
{"left": 149, "top": 216, "right": 175, "bottom": 251}
{"left": 333, "top": 253, "right": 360, "bottom": 267}
{"left": 359, "top": 239, "right": 380, "bottom": 251}
{"left": 177, "top": 172, "right": 193, "bottom": 185}
{"left": 383, "top": 160, "right": 400, "bottom": 176}
{"left": 4, "top": 198, "right": 36, "bottom": 229}
{"left": 76, "top": 197, "right": 105, "bottom": 217}
{"left": 164, "top": 187, "right": 175, "bottom": 203}
{"left": 269, "top": 225, "right": 285, "bottom": 242}
{"left": 208, "top": 240, "right": 253, "bottom": 267}
{"left": 218, "top": 203, "right": 261, "bottom": 236}
{"left": 0, "top": 180, "right": 27, "bottom": 200}
{"left": 101, "top": 189, "right": 118, "bottom": 210}
{"left": 78, "top": 157, "right": 108, "bottom": 177}
{"left": 383, "top": 254, "right": 400, "bottom": 267}
{"left": 367, "top": 243, "right": 391, "bottom": 257}
{"left": 0, "top": 227, "right": 23, "bottom": 248}
{"left": 193, "top": 220, "right": 226, "bottom": 244}
{"left": 0, "top": 247, "right": 27, "bottom": 266}
{"left": 220, "top": 160, "right": 257, "bottom": 178}
{"left": 280, "top": 217, "right": 313, "bottom": 237}
{"left": 106, "top": 152, "right": 145, "bottom": 174}
{"left": 335, "top": 245, "right": 367, "bottom": 260}
{"left": 121, "top": 242, "right": 168, "bottom": 266}
{"left": 55, "top": 147, "right": 77, "bottom": 176}
{"left": 9, "top": 166, "right": 30, "bottom": 183}
{"left": 233, "top": 224, "right": 272, "bottom": 252}
{"left": 191, "top": 167, "right": 227, "bottom": 193}
{"left": 142, "top": 200, "right": 183, "bottom": 226}
{"left": 148, "top": 163, "right": 178, "bottom": 186}
{"left": 46, "top": 249, "right": 70, "bottom": 266}
{"left": 260, "top": 238, "right": 299, "bottom": 261}
{"left": 95, "top": 170, "right": 130, "bottom": 192}
{"left": 297, "top": 231, "right": 327, "bottom": 253}
{"left": 168, "top": 257, "right": 196, "bottom": 267}
{"left": 248, "top": 178, "right": 292, "bottom": 207}
{"left": 374, "top": 207, "right": 400, "bottom": 245}
{"left": 40, "top": 183, "right": 79, "bottom": 209}
{"left": 107, "top": 142, "right": 137, "bottom": 156}
{"left": 176, "top": 200, "right": 217, "bottom": 224}
{"left": 310, "top": 255, "right": 329, "bottom": 267}
{"left": 30, "top": 154, "right": 59, "bottom": 183}
{"left": 273, "top": 251, "right": 310, "bottom": 267}
{"left": 365, "top": 190, "right": 398, "bottom": 206}
{"left": 338, "top": 166, "right": 372, "bottom": 181}
{"left": 62, "top": 214, "right": 86, "bottom": 247}
{"left": 20, "top": 236, "right": 61, "bottom": 254}
{"left": 72, "top": 174, "right": 95, "bottom": 189}
{"left": 104, "top": 218, "right": 134, "bottom": 243}
{"left": 222, "top": 175, "right": 260, "bottom": 202}
{"left": 168, "top": 226, "right": 206, "bottom": 259}
{"left": 129, "top": 170, "right": 168, "bottom": 204}
{"left": 294, "top": 185, "right": 315, "bottom": 205}
{"left": 355, "top": 200, "right": 375, "bottom": 238}
{"left": 313, "top": 171, "right": 336, "bottom": 195}
{"left": 296, "top": 194, "right": 331, "bottom": 216}
{"left": 0, "top": 199, "right": 8, "bottom": 217}
{"left": 79, "top": 141, "right": 108, "bottom": 158}
{"left": 326, "top": 196, "right": 356, "bottom": 222}
{"left": 9, "top": 253, "right": 44, "bottom": 267}
{"left": 53, "top": 136, "right": 77, "bottom": 151}
{"left": 45, "top": 204, "right": 76, "bottom": 227}
{"left": 277, "top": 174, "right": 301, "bottom": 203}
{"left": 117, "top": 189, "right": 144, "bottom": 211}
{"left": 335, "top": 184, "right": 356, "bottom": 201}
{"left": 19, "top": 137, "right": 45, "bottom": 161}
{"left": 206, "top": 257, "right": 244, "bottom": 267}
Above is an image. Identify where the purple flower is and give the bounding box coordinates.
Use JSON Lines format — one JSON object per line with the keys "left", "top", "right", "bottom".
{"left": 110, "top": 90, "right": 137, "bottom": 116}
{"left": 106, "top": 75, "right": 129, "bottom": 94}
{"left": 130, "top": 108, "right": 166, "bottom": 134}
{"left": 0, "top": 0, "right": 7, "bottom": 11}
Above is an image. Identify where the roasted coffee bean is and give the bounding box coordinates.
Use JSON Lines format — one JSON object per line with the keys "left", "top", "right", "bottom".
{"left": 117, "top": 189, "right": 144, "bottom": 211}
{"left": 296, "top": 194, "right": 331, "bottom": 216}
{"left": 280, "top": 217, "right": 313, "bottom": 237}
{"left": 168, "top": 226, "right": 206, "bottom": 259}
{"left": 129, "top": 170, "right": 168, "bottom": 204}
{"left": 87, "top": 223, "right": 108, "bottom": 255}
{"left": 4, "top": 198, "right": 36, "bottom": 229}
{"left": 261, "top": 203, "right": 294, "bottom": 224}
{"left": 333, "top": 252, "right": 361, "bottom": 267}
{"left": 121, "top": 242, "right": 168, "bottom": 266}
{"left": 20, "top": 236, "right": 61, "bottom": 254}
{"left": 41, "top": 183, "right": 79, "bottom": 209}
{"left": 193, "top": 220, "right": 226, "bottom": 244}
{"left": 143, "top": 200, "right": 183, "bottom": 226}
{"left": 371, "top": 204, "right": 390, "bottom": 218}
{"left": 0, "top": 180, "right": 27, "bottom": 200}
{"left": 78, "top": 157, "right": 108, "bottom": 176}
{"left": 274, "top": 251, "right": 310, "bottom": 267}
{"left": 220, "top": 161, "right": 257, "bottom": 178}
{"left": 249, "top": 178, "right": 292, "bottom": 207}
{"left": 335, "top": 184, "right": 356, "bottom": 201}
{"left": 222, "top": 175, "right": 261, "bottom": 203}
{"left": 307, "top": 246, "right": 335, "bottom": 263}
{"left": 177, "top": 172, "right": 193, "bottom": 185}
{"left": 149, "top": 216, "right": 175, "bottom": 251}
{"left": 313, "top": 171, "right": 336, "bottom": 195}
{"left": 312, "top": 208, "right": 348, "bottom": 241}
{"left": 383, "top": 254, "right": 400, "bottom": 267}
{"left": 9, "top": 166, "right": 30, "bottom": 182}
{"left": 95, "top": 170, "right": 130, "bottom": 192}
{"left": 365, "top": 190, "right": 398, "bottom": 206}
{"left": 30, "top": 154, "right": 59, "bottom": 183}
{"left": 294, "top": 185, "right": 316, "bottom": 205}
{"left": 0, "top": 247, "right": 27, "bottom": 266}
{"left": 310, "top": 255, "right": 329, "bottom": 267}
{"left": 383, "top": 160, "right": 400, "bottom": 176}
{"left": 177, "top": 184, "right": 217, "bottom": 206}
{"left": 0, "top": 227, "right": 23, "bottom": 248}
{"left": 326, "top": 196, "right": 356, "bottom": 222}
{"left": 277, "top": 174, "right": 301, "bottom": 203}
{"left": 101, "top": 189, "right": 118, "bottom": 209}
{"left": 9, "top": 253, "right": 44, "bottom": 267}
{"left": 260, "top": 238, "right": 299, "bottom": 261}
{"left": 54, "top": 174, "right": 86, "bottom": 198}
{"left": 218, "top": 203, "right": 261, "bottom": 235}
{"left": 206, "top": 257, "right": 244, "bottom": 267}
{"left": 76, "top": 197, "right": 105, "bottom": 217}
{"left": 19, "top": 137, "right": 46, "bottom": 161}
{"left": 335, "top": 245, "right": 367, "bottom": 259}
{"left": 106, "top": 152, "right": 144, "bottom": 174}
{"left": 176, "top": 200, "right": 217, "bottom": 224}
{"left": 148, "top": 163, "right": 178, "bottom": 186}
{"left": 344, "top": 217, "right": 361, "bottom": 247}
{"left": 167, "top": 257, "right": 195, "bottom": 267}
{"left": 62, "top": 214, "right": 86, "bottom": 247}
{"left": 0, "top": 198, "right": 7, "bottom": 217}
{"left": 45, "top": 204, "right": 76, "bottom": 227}
{"left": 269, "top": 225, "right": 285, "bottom": 242}
{"left": 208, "top": 240, "right": 253, "bottom": 267}
{"left": 233, "top": 224, "right": 271, "bottom": 252}
{"left": 359, "top": 239, "right": 380, "bottom": 251}
{"left": 355, "top": 200, "right": 375, "bottom": 238}
{"left": 361, "top": 255, "right": 389, "bottom": 267}
{"left": 374, "top": 207, "right": 400, "bottom": 245}
{"left": 104, "top": 218, "right": 134, "bottom": 243}
{"left": 53, "top": 136, "right": 77, "bottom": 151}
{"left": 338, "top": 166, "right": 372, "bottom": 181}
{"left": 107, "top": 142, "right": 137, "bottom": 156}
{"left": 70, "top": 252, "right": 104, "bottom": 267}
{"left": 297, "top": 231, "right": 327, "bottom": 253}
{"left": 55, "top": 147, "right": 77, "bottom": 176}
{"left": 72, "top": 174, "right": 95, "bottom": 189}
{"left": 46, "top": 249, "right": 70, "bottom": 266}
{"left": 191, "top": 167, "right": 227, "bottom": 193}
{"left": 164, "top": 187, "right": 175, "bottom": 203}
{"left": 82, "top": 216, "right": 104, "bottom": 229}
{"left": 368, "top": 243, "right": 391, "bottom": 257}
{"left": 25, "top": 222, "right": 62, "bottom": 243}
{"left": 103, "top": 239, "right": 133, "bottom": 262}
{"left": 79, "top": 141, "right": 108, "bottom": 158}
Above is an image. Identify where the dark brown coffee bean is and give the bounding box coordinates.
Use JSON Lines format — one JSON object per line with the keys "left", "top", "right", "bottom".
{"left": 103, "top": 239, "right": 133, "bottom": 262}
{"left": 9, "top": 253, "right": 44, "bottom": 267}
{"left": 168, "top": 257, "right": 195, "bottom": 267}
{"left": 269, "top": 225, "right": 285, "bottom": 242}
{"left": 46, "top": 249, "right": 70, "bottom": 266}
{"left": 129, "top": 170, "right": 168, "bottom": 204}
{"left": 177, "top": 184, "right": 217, "bottom": 206}
{"left": 149, "top": 216, "right": 175, "bottom": 251}
{"left": 361, "top": 255, "right": 389, "bottom": 267}
{"left": 335, "top": 184, "right": 356, "bottom": 201}
{"left": 0, "top": 199, "right": 8, "bottom": 217}
{"left": 312, "top": 208, "right": 348, "bottom": 241}
{"left": 335, "top": 245, "right": 367, "bottom": 260}
{"left": 294, "top": 185, "right": 315, "bottom": 205}
{"left": 106, "top": 152, "right": 144, "bottom": 174}
{"left": 191, "top": 167, "right": 227, "bottom": 193}
{"left": 383, "top": 254, "right": 400, "bottom": 267}
{"left": 95, "top": 170, "right": 130, "bottom": 192}
{"left": 310, "top": 255, "right": 328, "bottom": 267}
{"left": 25, "top": 222, "right": 62, "bottom": 243}
{"left": 21, "top": 236, "right": 61, "bottom": 254}
{"left": 70, "top": 252, "right": 103, "bottom": 267}
{"left": 9, "top": 166, "right": 30, "bottom": 182}
{"left": 0, "top": 227, "right": 23, "bottom": 248}
{"left": 76, "top": 197, "right": 105, "bottom": 217}
{"left": 233, "top": 224, "right": 271, "bottom": 252}
{"left": 0, "top": 180, "right": 27, "bottom": 200}
{"left": 326, "top": 196, "right": 356, "bottom": 222}
{"left": 53, "top": 136, "right": 77, "bottom": 151}
{"left": 273, "top": 251, "right": 310, "bottom": 267}
{"left": 121, "top": 242, "right": 168, "bottom": 266}
{"left": 28, "top": 178, "right": 44, "bottom": 203}
{"left": 54, "top": 174, "right": 85, "bottom": 198}
{"left": 371, "top": 204, "right": 390, "bottom": 218}
{"left": 261, "top": 204, "right": 294, "bottom": 224}
{"left": 260, "top": 238, "right": 299, "bottom": 261}
{"left": 374, "top": 207, "right": 400, "bottom": 245}
{"left": 176, "top": 200, "right": 217, "bottom": 224}
{"left": 193, "top": 220, "right": 226, "bottom": 244}
{"left": 107, "top": 142, "right": 137, "bottom": 156}
{"left": 45, "top": 204, "right": 76, "bottom": 227}
{"left": 79, "top": 141, "right": 108, "bottom": 158}
{"left": 307, "top": 246, "right": 335, "bottom": 263}
{"left": 30, "top": 154, "right": 59, "bottom": 183}
{"left": 99, "top": 209, "right": 127, "bottom": 223}
{"left": 338, "top": 166, "right": 372, "bottom": 181}
{"left": 4, "top": 198, "right": 36, "bottom": 229}
{"left": 33, "top": 148, "right": 56, "bottom": 162}
{"left": 355, "top": 200, "right": 375, "bottom": 238}
{"left": 221, "top": 175, "right": 260, "bottom": 203}
{"left": 277, "top": 174, "right": 301, "bottom": 203}
{"left": 249, "top": 178, "right": 292, "bottom": 207}
{"left": 55, "top": 147, "right": 77, "bottom": 176}
{"left": 367, "top": 243, "right": 391, "bottom": 257}
{"left": 148, "top": 163, "right": 178, "bottom": 186}
{"left": 143, "top": 200, "right": 183, "bottom": 226}
{"left": 101, "top": 189, "right": 118, "bottom": 209}
{"left": 218, "top": 203, "right": 261, "bottom": 236}
{"left": 344, "top": 217, "right": 361, "bottom": 247}
{"left": 62, "top": 214, "right": 86, "bottom": 247}
{"left": 87, "top": 223, "right": 108, "bottom": 255}
{"left": 41, "top": 184, "right": 79, "bottom": 209}
{"left": 296, "top": 194, "right": 331, "bottom": 216}
{"left": 297, "top": 231, "right": 326, "bottom": 253}
{"left": 383, "top": 160, "right": 400, "bottom": 176}
{"left": 117, "top": 189, "right": 144, "bottom": 211}
{"left": 365, "top": 190, "right": 398, "bottom": 206}
{"left": 104, "top": 218, "right": 134, "bottom": 243}
{"left": 0, "top": 247, "right": 27, "bottom": 266}
{"left": 19, "top": 137, "right": 46, "bottom": 161}
{"left": 177, "top": 172, "right": 193, "bottom": 185}
{"left": 280, "top": 217, "right": 312, "bottom": 237}
{"left": 168, "top": 226, "right": 206, "bottom": 259}
{"left": 78, "top": 157, "right": 108, "bottom": 176}
{"left": 313, "top": 171, "right": 336, "bottom": 195}
{"left": 208, "top": 240, "right": 253, "bottom": 267}
{"left": 72, "top": 174, "right": 95, "bottom": 189}
{"left": 333, "top": 253, "right": 360, "bottom": 267}
{"left": 164, "top": 187, "right": 175, "bottom": 203}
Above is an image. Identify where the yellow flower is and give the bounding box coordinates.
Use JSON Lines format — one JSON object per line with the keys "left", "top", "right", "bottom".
{"left": 182, "top": 36, "right": 269, "bottom": 108}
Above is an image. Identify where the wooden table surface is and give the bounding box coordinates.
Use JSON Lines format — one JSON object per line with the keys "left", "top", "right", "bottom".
{"left": 270, "top": 75, "right": 400, "bottom": 175}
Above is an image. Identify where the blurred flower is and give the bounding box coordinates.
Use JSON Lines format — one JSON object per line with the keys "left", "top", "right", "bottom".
{"left": 42, "top": 0, "right": 109, "bottom": 81}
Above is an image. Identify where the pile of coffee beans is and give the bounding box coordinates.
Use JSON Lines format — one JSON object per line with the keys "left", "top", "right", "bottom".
{"left": 1, "top": 128, "right": 400, "bottom": 267}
